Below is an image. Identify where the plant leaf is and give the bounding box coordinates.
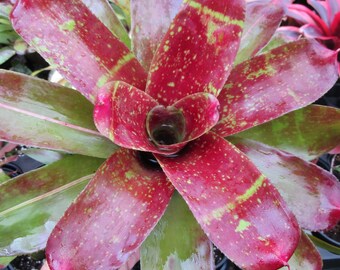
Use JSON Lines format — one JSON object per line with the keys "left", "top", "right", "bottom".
{"left": 156, "top": 132, "right": 300, "bottom": 270}
{"left": 141, "top": 191, "right": 214, "bottom": 270}
{"left": 110, "top": 0, "right": 131, "bottom": 26}
{"left": 234, "top": 0, "right": 286, "bottom": 65}
{"left": 236, "top": 105, "right": 340, "bottom": 160}
{"left": 146, "top": 0, "right": 245, "bottom": 106}
{"left": 11, "top": 0, "right": 147, "bottom": 103}
{"left": 214, "top": 39, "right": 339, "bottom": 137}
{"left": 280, "top": 231, "right": 322, "bottom": 270}
{"left": 0, "top": 70, "right": 116, "bottom": 158}
{"left": 82, "top": 0, "right": 131, "bottom": 48}
{"left": 146, "top": 92, "right": 220, "bottom": 153}
{"left": 46, "top": 148, "right": 174, "bottom": 270}
{"left": 0, "top": 155, "right": 104, "bottom": 256}
{"left": 0, "top": 170, "right": 10, "bottom": 184}
{"left": 0, "top": 256, "right": 15, "bottom": 268}
{"left": 233, "top": 138, "right": 340, "bottom": 231}
{"left": 93, "top": 81, "right": 166, "bottom": 154}
{"left": 131, "top": 0, "right": 182, "bottom": 70}
{"left": 0, "top": 47, "right": 15, "bottom": 65}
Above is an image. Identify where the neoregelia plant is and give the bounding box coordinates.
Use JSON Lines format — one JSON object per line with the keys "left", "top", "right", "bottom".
{"left": 1, "top": 0, "right": 340, "bottom": 269}
{"left": 279, "top": 0, "right": 340, "bottom": 74}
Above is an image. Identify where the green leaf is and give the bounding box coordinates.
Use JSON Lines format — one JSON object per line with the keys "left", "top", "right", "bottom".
{"left": 0, "top": 155, "right": 104, "bottom": 256}
{"left": 0, "top": 170, "right": 9, "bottom": 185}
{"left": 110, "top": 0, "right": 131, "bottom": 27}
{"left": 0, "top": 30, "right": 19, "bottom": 45}
{"left": 0, "top": 256, "right": 15, "bottom": 268}
{"left": 0, "top": 70, "right": 117, "bottom": 158}
{"left": 0, "top": 47, "right": 15, "bottom": 64}
{"left": 141, "top": 192, "right": 213, "bottom": 270}
{"left": 236, "top": 105, "right": 340, "bottom": 160}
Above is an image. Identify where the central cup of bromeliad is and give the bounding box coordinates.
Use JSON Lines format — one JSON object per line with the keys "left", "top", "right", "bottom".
{"left": 146, "top": 105, "right": 186, "bottom": 151}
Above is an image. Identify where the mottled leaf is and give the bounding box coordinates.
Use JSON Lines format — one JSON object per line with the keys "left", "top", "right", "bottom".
{"left": 46, "top": 149, "right": 174, "bottom": 270}
{"left": 11, "top": 0, "right": 146, "bottom": 103}
{"left": 156, "top": 132, "right": 300, "bottom": 270}
{"left": 280, "top": 231, "right": 322, "bottom": 270}
{"left": 234, "top": 0, "right": 286, "bottom": 65}
{"left": 146, "top": 0, "right": 245, "bottom": 106}
{"left": 0, "top": 155, "right": 103, "bottom": 256}
{"left": 94, "top": 81, "right": 166, "bottom": 154}
{"left": 131, "top": 0, "right": 182, "bottom": 70}
{"left": 233, "top": 138, "right": 340, "bottom": 231}
{"left": 237, "top": 105, "right": 340, "bottom": 160}
{"left": 214, "top": 39, "right": 338, "bottom": 137}
{"left": 83, "top": 0, "right": 131, "bottom": 48}
{"left": 0, "top": 70, "right": 116, "bottom": 158}
{"left": 141, "top": 192, "right": 213, "bottom": 270}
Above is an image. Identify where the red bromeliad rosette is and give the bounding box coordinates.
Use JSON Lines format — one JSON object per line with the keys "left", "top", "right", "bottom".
{"left": 279, "top": 0, "right": 340, "bottom": 74}
{"left": 6, "top": 0, "right": 340, "bottom": 269}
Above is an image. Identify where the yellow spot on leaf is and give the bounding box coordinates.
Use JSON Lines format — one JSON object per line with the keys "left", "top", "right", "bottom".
{"left": 235, "top": 219, "right": 251, "bottom": 232}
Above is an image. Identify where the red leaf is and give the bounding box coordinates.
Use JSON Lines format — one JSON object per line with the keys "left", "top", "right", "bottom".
{"left": 234, "top": 138, "right": 340, "bottom": 231}
{"left": 145, "top": 92, "right": 220, "bottom": 153}
{"left": 10, "top": 0, "right": 147, "bottom": 103}
{"left": 94, "top": 81, "right": 165, "bottom": 153}
{"left": 46, "top": 149, "right": 174, "bottom": 270}
{"left": 234, "top": 0, "right": 286, "bottom": 64}
{"left": 156, "top": 132, "right": 300, "bottom": 270}
{"left": 285, "top": 231, "right": 322, "bottom": 270}
{"left": 146, "top": 0, "right": 245, "bottom": 106}
{"left": 131, "top": 0, "right": 182, "bottom": 70}
{"left": 214, "top": 39, "right": 338, "bottom": 137}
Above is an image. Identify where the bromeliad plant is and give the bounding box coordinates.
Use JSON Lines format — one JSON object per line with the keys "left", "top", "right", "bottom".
{"left": 1, "top": 0, "right": 340, "bottom": 269}
{"left": 279, "top": 0, "right": 340, "bottom": 74}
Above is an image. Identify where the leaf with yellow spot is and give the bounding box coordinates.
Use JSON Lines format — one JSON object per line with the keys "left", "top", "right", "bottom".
{"left": 214, "top": 39, "right": 338, "bottom": 137}
{"left": 156, "top": 132, "right": 300, "bottom": 270}
{"left": 11, "top": 0, "right": 146, "bottom": 103}
{"left": 146, "top": 0, "right": 245, "bottom": 105}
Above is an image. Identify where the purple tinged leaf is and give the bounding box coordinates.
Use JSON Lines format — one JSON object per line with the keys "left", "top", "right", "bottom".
{"left": 156, "top": 132, "right": 300, "bottom": 270}
{"left": 308, "top": 0, "right": 330, "bottom": 26}
{"left": 131, "top": 0, "right": 182, "bottom": 70}
{"left": 236, "top": 105, "right": 340, "bottom": 161}
{"left": 213, "top": 39, "right": 339, "bottom": 137}
{"left": 10, "top": 0, "right": 147, "bottom": 103}
{"left": 234, "top": 0, "right": 287, "bottom": 65}
{"left": 0, "top": 70, "right": 116, "bottom": 158}
{"left": 233, "top": 138, "right": 340, "bottom": 231}
{"left": 82, "top": 0, "right": 131, "bottom": 48}
{"left": 0, "top": 155, "right": 103, "bottom": 256}
{"left": 46, "top": 149, "right": 174, "bottom": 270}
{"left": 146, "top": 0, "right": 245, "bottom": 106}
{"left": 282, "top": 231, "right": 322, "bottom": 270}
